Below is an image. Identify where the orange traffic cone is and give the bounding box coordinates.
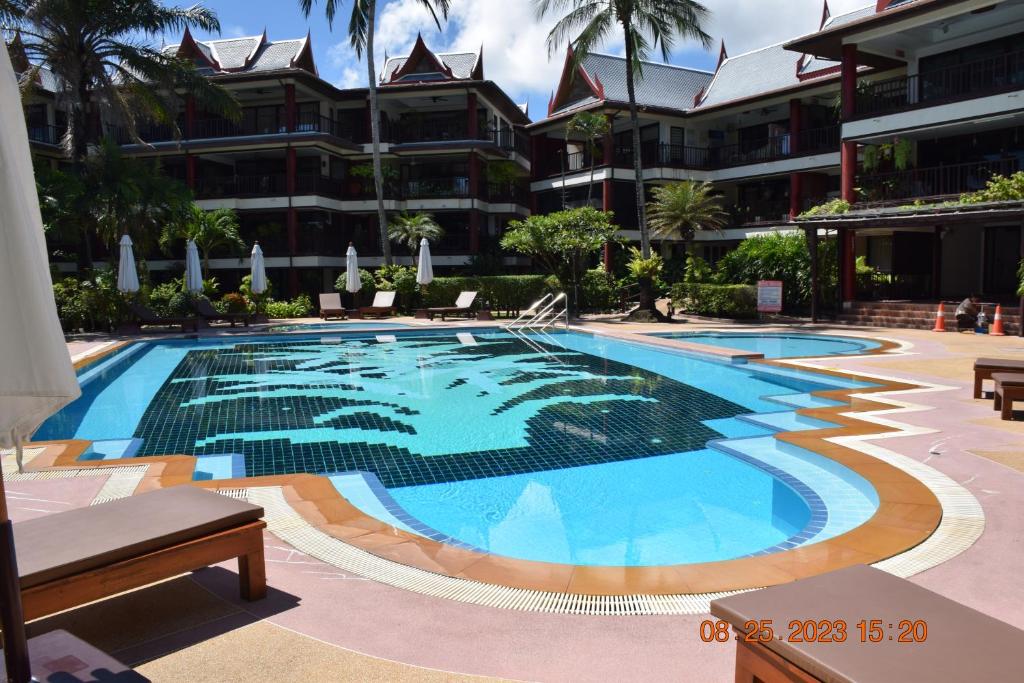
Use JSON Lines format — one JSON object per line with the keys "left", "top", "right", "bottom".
{"left": 991, "top": 304, "right": 1006, "bottom": 336}
{"left": 932, "top": 303, "right": 946, "bottom": 332}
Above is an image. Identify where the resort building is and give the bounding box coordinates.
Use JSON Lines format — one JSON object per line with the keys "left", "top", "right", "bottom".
{"left": 24, "top": 31, "right": 531, "bottom": 296}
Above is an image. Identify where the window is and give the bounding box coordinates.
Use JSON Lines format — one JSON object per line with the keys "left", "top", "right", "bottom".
{"left": 670, "top": 127, "right": 685, "bottom": 148}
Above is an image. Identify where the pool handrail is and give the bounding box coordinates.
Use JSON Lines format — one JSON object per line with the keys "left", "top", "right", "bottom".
{"left": 505, "top": 294, "right": 553, "bottom": 329}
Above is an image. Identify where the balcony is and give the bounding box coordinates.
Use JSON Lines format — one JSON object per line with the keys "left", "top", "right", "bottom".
{"left": 403, "top": 177, "right": 470, "bottom": 199}
{"left": 857, "top": 158, "right": 1020, "bottom": 203}
{"left": 730, "top": 199, "right": 791, "bottom": 226}
{"left": 855, "top": 50, "right": 1024, "bottom": 118}
{"left": 391, "top": 119, "right": 519, "bottom": 153}
{"left": 27, "top": 124, "right": 61, "bottom": 146}
{"left": 485, "top": 182, "right": 527, "bottom": 204}
{"left": 194, "top": 174, "right": 287, "bottom": 199}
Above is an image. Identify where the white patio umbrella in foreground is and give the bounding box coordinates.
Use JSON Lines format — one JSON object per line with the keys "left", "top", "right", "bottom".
{"left": 250, "top": 242, "right": 267, "bottom": 295}
{"left": 184, "top": 239, "right": 203, "bottom": 293}
{"left": 344, "top": 243, "right": 361, "bottom": 293}
{"left": 417, "top": 237, "right": 434, "bottom": 286}
{"left": 0, "top": 43, "right": 82, "bottom": 681}
{"left": 117, "top": 234, "right": 140, "bottom": 294}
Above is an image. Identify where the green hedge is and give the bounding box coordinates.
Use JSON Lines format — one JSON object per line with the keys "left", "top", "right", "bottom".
{"left": 671, "top": 283, "right": 757, "bottom": 319}
{"left": 421, "top": 276, "right": 548, "bottom": 314}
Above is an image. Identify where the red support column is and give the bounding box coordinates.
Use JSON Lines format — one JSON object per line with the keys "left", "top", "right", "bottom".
{"left": 285, "top": 83, "right": 296, "bottom": 133}
{"left": 603, "top": 114, "right": 614, "bottom": 165}
{"left": 467, "top": 92, "right": 478, "bottom": 140}
{"left": 789, "top": 172, "right": 803, "bottom": 219}
{"left": 185, "top": 154, "right": 196, "bottom": 190}
{"left": 841, "top": 140, "right": 857, "bottom": 203}
{"left": 286, "top": 148, "right": 297, "bottom": 195}
{"left": 185, "top": 95, "right": 195, "bottom": 139}
{"left": 468, "top": 152, "right": 481, "bottom": 199}
{"left": 469, "top": 211, "right": 481, "bottom": 254}
{"left": 602, "top": 178, "right": 614, "bottom": 272}
{"left": 789, "top": 98, "right": 802, "bottom": 154}
{"left": 841, "top": 43, "right": 858, "bottom": 120}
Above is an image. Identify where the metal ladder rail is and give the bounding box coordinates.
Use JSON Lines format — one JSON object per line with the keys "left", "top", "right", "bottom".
{"left": 537, "top": 299, "right": 569, "bottom": 332}
{"left": 505, "top": 294, "right": 553, "bottom": 330}
{"left": 522, "top": 293, "right": 566, "bottom": 330}
{"left": 506, "top": 325, "right": 568, "bottom": 364}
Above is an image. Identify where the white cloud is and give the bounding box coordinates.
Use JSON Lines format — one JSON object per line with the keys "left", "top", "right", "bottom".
{"left": 323, "top": 0, "right": 875, "bottom": 106}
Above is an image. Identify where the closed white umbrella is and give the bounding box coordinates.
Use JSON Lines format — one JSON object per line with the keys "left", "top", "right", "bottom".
{"left": 0, "top": 43, "right": 81, "bottom": 679}
{"left": 184, "top": 239, "right": 203, "bottom": 294}
{"left": 344, "top": 243, "right": 361, "bottom": 293}
{"left": 417, "top": 237, "right": 434, "bottom": 286}
{"left": 249, "top": 242, "right": 267, "bottom": 295}
{"left": 116, "top": 234, "right": 139, "bottom": 294}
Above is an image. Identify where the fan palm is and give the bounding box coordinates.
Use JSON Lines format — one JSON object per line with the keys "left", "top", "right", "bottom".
{"left": 566, "top": 110, "right": 610, "bottom": 206}
{"left": 388, "top": 212, "right": 444, "bottom": 255}
{"left": 300, "top": 0, "right": 451, "bottom": 267}
{"left": 5, "top": 0, "right": 238, "bottom": 165}
{"left": 536, "top": 0, "right": 713, "bottom": 260}
{"left": 647, "top": 180, "right": 727, "bottom": 245}
{"left": 160, "top": 205, "right": 245, "bottom": 277}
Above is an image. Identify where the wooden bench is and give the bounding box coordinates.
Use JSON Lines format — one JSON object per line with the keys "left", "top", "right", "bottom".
{"left": 972, "top": 357, "right": 1024, "bottom": 398}
{"left": 992, "top": 372, "right": 1024, "bottom": 421}
{"left": 15, "top": 486, "right": 266, "bottom": 621}
{"left": 710, "top": 564, "right": 1024, "bottom": 683}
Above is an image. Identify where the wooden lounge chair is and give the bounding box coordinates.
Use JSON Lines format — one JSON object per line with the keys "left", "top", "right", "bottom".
{"left": 194, "top": 297, "right": 251, "bottom": 327}
{"left": 1, "top": 629, "right": 146, "bottom": 681}
{"left": 358, "top": 291, "right": 397, "bottom": 318}
{"left": 15, "top": 486, "right": 266, "bottom": 621}
{"left": 711, "top": 564, "right": 1024, "bottom": 683}
{"left": 992, "top": 372, "right": 1024, "bottom": 420}
{"left": 427, "top": 291, "right": 477, "bottom": 320}
{"left": 972, "top": 357, "right": 1024, "bottom": 398}
{"left": 319, "top": 293, "right": 346, "bottom": 320}
{"left": 128, "top": 302, "right": 199, "bottom": 333}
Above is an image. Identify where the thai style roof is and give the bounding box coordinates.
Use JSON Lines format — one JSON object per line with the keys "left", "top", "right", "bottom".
{"left": 380, "top": 34, "right": 483, "bottom": 84}
{"left": 164, "top": 28, "right": 317, "bottom": 76}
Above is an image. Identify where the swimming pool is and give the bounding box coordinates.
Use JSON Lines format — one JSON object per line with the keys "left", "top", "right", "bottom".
{"left": 37, "top": 329, "right": 879, "bottom": 567}
{"left": 267, "top": 321, "right": 410, "bottom": 333}
{"left": 649, "top": 331, "right": 882, "bottom": 358}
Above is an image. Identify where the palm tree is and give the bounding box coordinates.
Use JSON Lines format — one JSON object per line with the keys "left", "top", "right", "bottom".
{"left": 647, "top": 180, "right": 727, "bottom": 247}
{"left": 300, "top": 0, "right": 451, "bottom": 267}
{"left": 536, "top": 0, "right": 713, "bottom": 260}
{"left": 5, "top": 0, "right": 238, "bottom": 165}
{"left": 160, "top": 205, "right": 245, "bottom": 277}
{"left": 388, "top": 212, "right": 444, "bottom": 256}
{"left": 566, "top": 110, "right": 610, "bottom": 206}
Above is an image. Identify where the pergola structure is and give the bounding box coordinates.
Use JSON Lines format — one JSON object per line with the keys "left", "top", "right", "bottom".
{"left": 795, "top": 200, "right": 1024, "bottom": 335}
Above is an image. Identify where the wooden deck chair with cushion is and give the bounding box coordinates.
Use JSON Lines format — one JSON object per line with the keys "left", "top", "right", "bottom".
{"left": 427, "top": 291, "right": 477, "bottom": 320}
{"left": 16, "top": 485, "right": 267, "bottom": 621}
{"left": 194, "top": 297, "right": 251, "bottom": 327}
{"left": 319, "top": 293, "right": 345, "bottom": 320}
{"left": 358, "top": 291, "right": 397, "bottom": 318}
{"left": 129, "top": 302, "right": 199, "bottom": 333}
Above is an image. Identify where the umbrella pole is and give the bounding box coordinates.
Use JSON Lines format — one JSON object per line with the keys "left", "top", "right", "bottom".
{"left": 0, "top": 445, "right": 31, "bottom": 682}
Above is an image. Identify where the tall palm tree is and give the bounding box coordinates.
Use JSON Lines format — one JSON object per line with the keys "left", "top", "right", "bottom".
{"left": 5, "top": 0, "right": 238, "bottom": 165}
{"left": 566, "top": 110, "right": 610, "bottom": 206}
{"left": 160, "top": 204, "right": 245, "bottom": 277}
{"left": 388, "top": 212, "right": 444, "bottom": 256}
{"left": 300, "top": 0, "right": 451, "bottom": 267}
{"left": 647, "top": 180, "right": 727, "bottom": 246}
{"left": 536, "top": 0, "right": 713, "bottom": 260}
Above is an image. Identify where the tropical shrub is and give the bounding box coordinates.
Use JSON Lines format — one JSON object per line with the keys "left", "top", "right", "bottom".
{"left": 960, "top": 171, "right": 1024, "bottom": 204}
{"left": 715, "top": 233, "right": 816, "bottom": 311}
{"left": 799, "top": 199, "right": 851, "bottom": 218}
{"left": 264, "top": 294, "right": 313, "bottom": 318}
{"left": 683, "top": 253, "right": 714, "bottom": 283}
{"left": 420, "top": 275, "right": 549, "bottom": 315}
{"left": 52, "top": 269, "right": 129, "bottom": 332}
{"left": 625, "top": 247, "right": 664, "bottom": 280}
{"left": 580, "top": 268, "right": 618, "bottom": 312}
{"left": 147, "top": 281, "right": 184, "bottom": 317}
{"left": 671, "top": 283, "right": 757, "bottom": 319}
{"left": 221, "top": 292, "right": 249, "bottom": 314}
{"left": 334, "top": 269, "right": 377, "bottom": 305}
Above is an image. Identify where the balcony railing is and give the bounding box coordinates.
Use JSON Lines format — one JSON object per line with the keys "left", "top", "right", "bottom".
{"left": 403, "top": 176, "right": 470, "bottom": 199}
{"left": 27, "top": 124, "right": 61, "bottom": 145}
{"left": 395, "top": 118, "right": 468, "bottom": 144}
{"left": 730, "top": 200, "right": 792, "bottom": 226}
{"left": 485, "top": 182, "right": 527, "bottom": 204}
{"left": 194, "top": 174, "right": 287, "bottom": 199}
{"left": 855, "top": 49, "right": 1024, "bottom": 118}
{"left": 858, "top": 158, "right": 1020, "bottom": 202}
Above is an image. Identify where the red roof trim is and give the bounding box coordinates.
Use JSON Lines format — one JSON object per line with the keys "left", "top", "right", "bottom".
{"left": 177, "top": 27, "right": 219, "bottom": 70}
{"left": 548, "top": 45, "right": 604, "bottom": 116}
{"left": 388, "top": 33, "right": 454, "bottom": 84}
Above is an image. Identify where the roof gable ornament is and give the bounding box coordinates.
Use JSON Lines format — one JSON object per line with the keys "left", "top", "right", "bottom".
{"left": 7, "top": 32, "right": 30, "bottom": 73}
{"left": 177, "top": 26, "right": 219, "bottom": 70}
{"left": 715, "top": 40, "right": 728, "bottom": 72}
{"left": 548, "top": 44, "right": 605, "bottom": 116}
{"left": 291, "top": 30, "right": 318, "bottom": 76}
{"left": 388, "top": 33, "right": 454, "bottom": 83}
{"left": 470, "top": 44, "right": 484, "bottom": 80}
{"left": 238, "top": 28, "right": 268, "bottom": 71}
{"left": 875, "top": 0, "right": 893, "bottom": 11}
{"left": 820, "top": 0, "right": 832, "bottom": 29}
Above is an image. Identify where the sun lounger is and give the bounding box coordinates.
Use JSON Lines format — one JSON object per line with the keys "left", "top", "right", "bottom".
{"left": 427, "top": 291, "right": 477, "bottom": 320}
{"left": 194, "top": 297, "right": 250, "bottom": 327}
{"left": 15, "top": 486, "right": 266, "bottom": 621}
{"left": 992, "top": 372, "right": 1024, "bottom": 420}
{"left": 129, "top": 303, "right": 198, "bottom": 333}
{"left": 710, "top": 564, "right": 1024, "bottom": 683}
{"left": 1, "top": 629, "right": 146, "bottom": 681}
{"left": 358, "top": 291, "right": 397, "bottom": 318}
{"left": 973, "top": 357, "right": 1024, "bottom": 398}
{"left": 319, "top": 293, "right": 345, "bottom": 320}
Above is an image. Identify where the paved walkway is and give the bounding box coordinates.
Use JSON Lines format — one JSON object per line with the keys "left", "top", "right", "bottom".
{"left": 12, "top": 320, "right": 1024, "bottom": 681}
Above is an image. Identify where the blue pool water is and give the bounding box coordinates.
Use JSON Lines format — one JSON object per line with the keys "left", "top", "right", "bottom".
{"left": 650, "top": 331, "right": 882, "bottom": 358}
{"left": 37, "top": 329, "right": 879, "bottom": 566}
{"left": 268, "top": 322, "right": 410, "bottom": 332}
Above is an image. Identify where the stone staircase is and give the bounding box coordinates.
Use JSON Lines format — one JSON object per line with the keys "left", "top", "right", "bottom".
{"left": 836, "top": 301, "right": 1021, "bottom": 335}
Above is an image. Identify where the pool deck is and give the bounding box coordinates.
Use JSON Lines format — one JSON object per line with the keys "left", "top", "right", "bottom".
{"left": 9, "top": 317, "right": 1024, "bottom": 681}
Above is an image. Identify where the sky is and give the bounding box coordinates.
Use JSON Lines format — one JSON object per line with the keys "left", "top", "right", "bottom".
{"left": 173, "top": 0, "right": 872, "bottom": 119}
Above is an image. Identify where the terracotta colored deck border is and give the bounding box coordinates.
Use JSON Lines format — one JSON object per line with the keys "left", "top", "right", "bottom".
{"left": 35, "top": 327, "right": 956, "bottom": 596}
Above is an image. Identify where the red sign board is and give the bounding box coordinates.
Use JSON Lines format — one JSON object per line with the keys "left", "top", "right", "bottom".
{"left": 757, "top": 280, "right": 783, "bottom": 313}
